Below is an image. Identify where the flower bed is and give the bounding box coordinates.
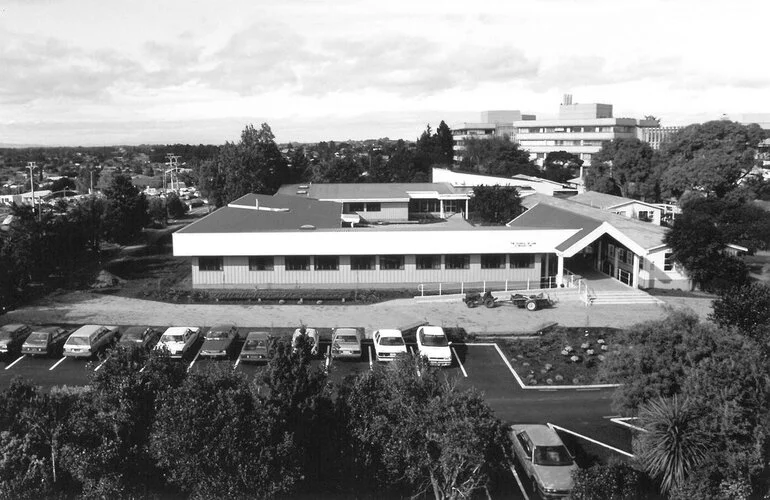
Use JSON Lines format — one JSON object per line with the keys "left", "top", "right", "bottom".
{"left": 504, "top": 326, "right": 621, "bottom": 386}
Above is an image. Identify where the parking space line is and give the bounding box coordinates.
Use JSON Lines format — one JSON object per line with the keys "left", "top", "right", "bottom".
{"left": 491, "top": 343, "right": 526, "bottom": 388}
{"left": 610, "top": 417, "right": 648, "bottom": 433}
{"left": 49, "top": 357, "right": 66, "bottom": 371}
{"left": 547, "top": 423, "right": 634, "bottom": 458}
{"left": 233, "top": 357, "right": 240, "bottom": 369}
{"left": 451, "top": 347, "right": 467, "bottom": 378}
{"left": 5, "top": 355, "right": 25, "bottom": 370}
{"left": 325, "top": 345, "right": 331, "bottom": 372}
{"left": 187, "top": 350, "right": 201, "bottom": 372}
{"left": 368, "top": 346, "right": 373, "bottom": 370}
{"left": 509, "top": 465, "right": 530, "bottom": 500}
{"left": 139, "top": 364, "right": 147, "bottom": 373}
{"left": 94, "top": 356, "right": 110, "bottom": 372}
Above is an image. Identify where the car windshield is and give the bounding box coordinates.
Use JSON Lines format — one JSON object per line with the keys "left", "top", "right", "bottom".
{"left": 336, "top": 335, "right": 358, "bottom": 343}
{"left": 206, "top": 330, "right": 230, "bottom": 340}
{"left": 420, "top": 333, "right": 448, "bottom": 347}
{"left": 161, "top": 334, "right": 184, "bottom": 343}
{"left": 0, "top": 331, "right": 13, "bottom": 341}
{"left": 380, "top": 336, "right": 405, "bottom": 346}
{"left": 122, "top": 331, "right": 142, "bottom": 340}
{"left": 244, "top": 339, "right": 266, "bottom": 349}
{"left": 26, "top": 332, "right": 49, "bottom": 343}
{"left": 67, "top": 337, "right": 90, "bottom": 346}
{"left": 533, "top": 446, "right": 574, "bottom": 466}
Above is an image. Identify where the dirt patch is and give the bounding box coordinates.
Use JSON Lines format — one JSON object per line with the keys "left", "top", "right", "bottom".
{"left": 503, "top": 326, "right": 622, "bottom": 385}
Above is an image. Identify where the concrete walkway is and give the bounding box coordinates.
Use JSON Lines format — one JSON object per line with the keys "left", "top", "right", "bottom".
{"left": 2, "top": 290, "right": 714, "bottom": 335}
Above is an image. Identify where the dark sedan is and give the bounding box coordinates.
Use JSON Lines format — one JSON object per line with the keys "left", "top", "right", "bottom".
{"left": 238, "top": 331, "right": 275, "bottom": 363}
{"left": 119, "top": 326, "right": 160, "bottom": 350}
{"left": 21, "top": 326, "right": 70, "bottom": 357}
{"left": 0, "top": 324, "right": 32, "bottom": 356}
{"left": 199, "top": 324, "right": 239, "bottom": 358}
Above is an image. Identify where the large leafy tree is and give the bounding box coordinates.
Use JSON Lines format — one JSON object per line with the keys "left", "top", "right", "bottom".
{"left": 542, "top": 151, "right": 583, "bottom": 183}
{"left": 470, "top": 185, "right": 523, "bottom": 225}
{"left": 102, "top": 174, "right": 149, "bottom": 244}
{"left": 587, "top": 138, "right": 659, "bottom": 200}
{"left": 710, "top": 282, "right": 770, "bottom": 341}
{"left": 459, "top": 136, "right": 538, "bottom": 177}
{"left": 660, "top": 120, "right": 765, "bottom": 199}
{"left": 570, "top": 463, "right": 660, "bottom": 500}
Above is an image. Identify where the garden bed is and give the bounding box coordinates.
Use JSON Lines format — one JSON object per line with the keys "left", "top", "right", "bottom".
{"left": 503, "top": 326, "right": 622, "bottom": 386}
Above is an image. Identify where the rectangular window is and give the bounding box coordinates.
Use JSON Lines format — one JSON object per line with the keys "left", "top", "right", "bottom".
{"left": 285, "top": 256, "right": 310, "bottom": 271}
{"left": 349, "top": 202, "right": 365, "bottom": 212}
{"left": 510, "top": 254, "right": 535, "bottom": 269}
{"left": 365, "top": 202, "right": 381, "bottom": 212}
{"left": 664, "top": 252, "right": 674, "bottom": 272}
{"left": 638, "top": 211, "right": 652, "bottom": 222}
{"left": 351, "top": 255, "right": 375, "bottom": 270}
{"left": 248, "top": 256, "right": 274, "bottom": 271}
{"left": 416, "top": 255, "right": 441, "bottom": 270}
{"left": 481, "top": 254, "right": 506, "bottom": 269}
{"left": 314, "top": 256, "right": 339, "bottom": 271}
{"left": 198, "top": 257, "right": 223, "bottom": 271}
{"left": 445, "top": 254, "right": 470, "bottom": 270}
{"left": 380, "top": 255, "right": 405, "bottom": 270}
{"left": 608, "top": 244, "right": 616, "bottom": 258}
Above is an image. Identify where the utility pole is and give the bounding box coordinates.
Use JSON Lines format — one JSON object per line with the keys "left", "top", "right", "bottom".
{"left": 165, "top": 154, "right": 181, "bottom": 192}
{"left": 27, "top": 161, "right": 39, "bottom": 220}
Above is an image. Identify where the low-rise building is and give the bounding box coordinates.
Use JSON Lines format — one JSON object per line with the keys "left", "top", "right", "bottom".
{"left": 432, "top": 167, "right": 578, "bottom": 197}
{"left": 568, "top": 191, "right": 664, "bottom": 225}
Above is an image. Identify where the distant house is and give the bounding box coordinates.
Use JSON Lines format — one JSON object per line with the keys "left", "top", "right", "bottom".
{"left": 568, "top": 191, "right": 664, "bottom": 225}
{"left": 431, "top": 168, "right": 578, "bottom": 197}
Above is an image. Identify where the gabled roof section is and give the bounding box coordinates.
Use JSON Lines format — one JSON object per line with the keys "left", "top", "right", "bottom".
{"left": 507, "top": 203, "right": 602, "bottom": 252}
{"left": 569, "top": 191, "right": 661, "bottom": 211}
{"left": 178, "top": 193, "right": 342, "bottom": 234}
{"left": 515, "top": 194, "right": 669, "bottom": 254}
{"left": 276, "top": 182, "right": 462, "bottom": 201}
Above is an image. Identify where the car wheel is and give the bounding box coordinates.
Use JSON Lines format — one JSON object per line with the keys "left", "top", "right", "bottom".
{"left": 466, "top": 301, "right": 477, "bottom": 308}
{"left": 484, "top": 297, "right": 495, "bottom": 308}
{"left": 526, "top": 301, "right": 538, "bottom": 311}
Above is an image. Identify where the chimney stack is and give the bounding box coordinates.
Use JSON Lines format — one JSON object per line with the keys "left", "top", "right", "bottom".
{"left": 562, "top": 94, "right": 573, "bottom": 105}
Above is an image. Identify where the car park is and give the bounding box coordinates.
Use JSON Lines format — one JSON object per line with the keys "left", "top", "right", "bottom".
{"left": 509, "top": 424, "right": 578, "bottom": 499}
{"left": 238, "top": 331, "right": 275, "bottom": 363}
{"left": 22, "top": 326, "right": 70, "bottom": 356}
{"left": 200, "top": 324, "right": 239, "bottom": 358}
{"left": 415, "top": 325, "right": 452, "bottom": 367}
{"left": 155, "top": 327, "right": 201, "bottom": 358}
{"left": 372, "top": 328, "right": 407, "bottom": 362}
{"left": 0, "top": 324, "right": 32, "bottom": 355}
{"left": 62, "top": 325, "right": 119, "bottom": 358}
{"left": 331, "top": 327, "right": 362, "bottom": 360}
{"left": 292, "top": 327, "right": 319, "bottom": 356}
{"left": 118, "top": 326, "right": 160, "bottom": 350}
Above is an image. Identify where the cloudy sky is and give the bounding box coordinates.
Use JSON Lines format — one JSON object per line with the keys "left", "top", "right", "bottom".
{"left": 1, "top": 0, "right": 768, "bottom": 146}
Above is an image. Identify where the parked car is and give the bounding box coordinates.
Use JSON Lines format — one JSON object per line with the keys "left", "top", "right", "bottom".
{"left": 0, "top": 324, "right": 32, "bottom": 355}
{"left": 22, "top": 326, "right": 70, "bottom": 357}
{"left": 292, "top": 327, "right": 319, "bottom": 356}
{"left": 415, "top": 326, "right": 452, "bottom": 367}
{"left": 119, "top": 326, "right": 160, "bottom": 350}
{"left": 200, "top": 324, "right": 239, "bottom": 358}
{"left": 331, "top": 327, "right": 362, "bottom": 360}
{"left": 509, "top": 424, "right": 578, "bottom": 499}
{"left": 63, "top": 325, "right": 119, "bottom": 358}
{"left": 372, "top": 328, "right": 407, "bottom": 362}
{"left": 238, "top": 331, "right": 275, "bottom": 363}
{"left": 155, "top": 327, "right": 201, "bottom": 358}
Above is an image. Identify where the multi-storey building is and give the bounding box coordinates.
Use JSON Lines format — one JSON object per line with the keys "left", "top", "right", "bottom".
{"left": 513, "top": 96, "right": 658, "bottom": 167}
{"left": 452, "top": 110, "right": 536, "bottom": 162}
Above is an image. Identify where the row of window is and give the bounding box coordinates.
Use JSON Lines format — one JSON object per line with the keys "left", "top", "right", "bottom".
{"left": 519, "top": 126, "right": 635, "bottom": 134}
{"left": 343, "top": 202, "right": 381, "bottom": 213}
{"left": 198, "top": 254, "right": 536, "bottom": 272}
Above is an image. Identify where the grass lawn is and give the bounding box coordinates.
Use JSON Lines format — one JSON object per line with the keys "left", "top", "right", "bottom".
{"left": 503, "top": 326, "right": 622, "bottom": 386}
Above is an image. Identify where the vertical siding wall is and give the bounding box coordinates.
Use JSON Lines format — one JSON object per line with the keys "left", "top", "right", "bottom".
{"left": 191, "top": 254, "right": 543, "bottom": 289}
{"left": 348, "top": 202, "right": 409, "bottom": 222}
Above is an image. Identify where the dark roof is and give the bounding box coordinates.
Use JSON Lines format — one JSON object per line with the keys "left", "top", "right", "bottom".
{"left": 508, "top": 203, "right": 602, "bottom": 251}
{"left": 276, "top": 182, "right": 461, "bottom": 200}
{"left": 178, "top": 194, "right": 342, "bottom": 234}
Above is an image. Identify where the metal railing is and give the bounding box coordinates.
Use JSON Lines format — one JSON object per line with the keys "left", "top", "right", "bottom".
{"left": 416, "top": 276, "right": 572, "bottom": 297}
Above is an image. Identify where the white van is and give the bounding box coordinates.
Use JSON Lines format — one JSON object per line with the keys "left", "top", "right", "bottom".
{"left": 63, "top": 324, "right": 119, "bottom": 358}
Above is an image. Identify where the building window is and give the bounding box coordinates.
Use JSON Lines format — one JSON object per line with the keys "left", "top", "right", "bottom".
{"left": 351, "top": 255, "right": 375, "bottom": 270}
{"left": 416, "top": 255, "right": 441, "bottom": 270}
{"left": 664, "top": 252, "right": 674, "bottom": 272}
{"left": 365, "top": 202, "right": 381, "bottom": 212}
{"left": 481, "top": 254, "right": 506, "bottom": 269}
{"left": 248, "top": 256, "right": 274, "bottom": 271}
{"left": 410, "top": 199, "right": 440, "bottom": 213}
{"left": 314, "top": 256, "right": 339, "bottom": 270}
{"left": 347, "top": 202, "right": 365, "bottom": 212}
{"left": 285, "top": 256, "right": 310, "bottom": 271}
{"left": 380, "top": 255, "right": 404, "bottom": 270}
{"left": 445, "top": 254, "right": 470, "bottom": 270}
{"left": 510, "top": 254, "right": 535, "bottom": 269}
{"left": 608, "top": 244, "right": 615, "bottom": 259}
{"left": 199, "top": 257, "right": 223, "bottom": 271}
{"left": 638, "top": 210, "right": 652, "bottom": 222}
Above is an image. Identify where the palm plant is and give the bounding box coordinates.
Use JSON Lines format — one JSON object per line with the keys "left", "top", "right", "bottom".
{"left": 637, "top": 396, "right": 708, "bottom": 494}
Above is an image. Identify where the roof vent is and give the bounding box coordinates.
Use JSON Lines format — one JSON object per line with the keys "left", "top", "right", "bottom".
{"left": 299, "top": 224, "right": 316, "bottom": 230}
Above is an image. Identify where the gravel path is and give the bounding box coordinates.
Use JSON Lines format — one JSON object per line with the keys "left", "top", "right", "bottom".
{"left": 2, "top": 290, "right": 714, "bottom": 335}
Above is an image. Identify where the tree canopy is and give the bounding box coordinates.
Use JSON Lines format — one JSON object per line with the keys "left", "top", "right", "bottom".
{"left": 469, "top": 185, "right": 523, "bottom": 225}
{"left": 587, "top": 138, "right": 659, "bottom": 201}
{"left": 458, "top": 136, "right": 538, "bottom": 177}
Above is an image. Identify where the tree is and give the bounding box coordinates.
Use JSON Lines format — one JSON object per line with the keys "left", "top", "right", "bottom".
{"left": 570, "top": 462, "right": 660, "bottom": 500}
{"left": 589, "top": 138, "right": 659, "bottom": 200}
{"left": 436, "top": 120, "right": 454, "bottom": 164}
{"left": 165, "top": 192, "right": 188, "bottom": 219}
{"left": 459, "top": 136, "right": 537, "bottom": 177}
{"left": 660, "top": 120, "right": 765, "bottom": 199}
{"left": 470, "top": 185, "right": 523, "bottom": 225}
{"left": 102, "top": 174, "right": 149, "bottom": 244}
{"left": 542, "top": 151, "right": 583, "bottom": 183}
{"left": 146, "top": 197, "right": 166, "bottom": 227}
{"left": 710, "top": 282, "right": 770, "bottom": 341}
{"left": 637, "top": 396, "right": 709, "bottom": 495}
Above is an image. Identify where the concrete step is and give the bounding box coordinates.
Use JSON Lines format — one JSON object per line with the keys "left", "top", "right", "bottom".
{"left": 589, "top": 293, "right": 663, "bottom": 305}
